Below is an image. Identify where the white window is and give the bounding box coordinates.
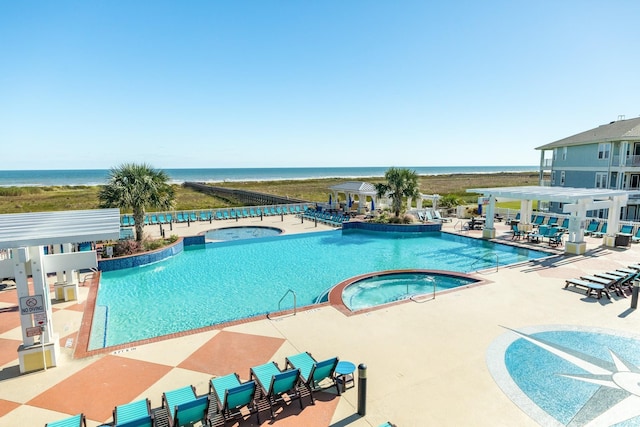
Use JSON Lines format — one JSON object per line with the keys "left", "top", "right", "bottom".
{"left": 595, "top": 172, "right": 607, "bottom": 188}
{"left": 562, "top": 147, "right": 567, "bottom": 160}
{"left": 598, "top": 143, "right": 611, "bottom": 159}
{"left": 560, "top": 171, "right": 565, "bottom": 185}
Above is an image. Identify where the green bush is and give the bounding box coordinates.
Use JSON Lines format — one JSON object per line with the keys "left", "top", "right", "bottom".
{"left": 167, "top": 234, "right": 179, "bottom": 243}
{"left": 143, "top": 240, "right": 164, "bottom": 251}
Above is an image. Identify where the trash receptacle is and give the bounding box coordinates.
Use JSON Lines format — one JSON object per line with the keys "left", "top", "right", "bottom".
{"left": 615, "top": 233, "right": 631, "bottom": 247}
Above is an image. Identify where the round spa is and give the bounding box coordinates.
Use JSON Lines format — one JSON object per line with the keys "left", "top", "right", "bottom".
{"left": 340, "top": 271, "right": 479, "bottom": 311}
{"left": 205, "top": 226, "right": 282, "bottom": 242}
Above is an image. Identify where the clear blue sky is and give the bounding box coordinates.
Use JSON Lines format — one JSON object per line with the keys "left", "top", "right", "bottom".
{"left": 2, "top": 1, "right": 639, "bottom": 170}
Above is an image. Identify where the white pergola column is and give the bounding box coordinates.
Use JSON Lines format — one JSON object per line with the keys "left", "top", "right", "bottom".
{"left": 482, "top": 195, "right": 497, "bottom": 239}
{"left": 16, "top": 246, "right": 60, "bottom": 373}
{"left": 603, "top": 196, "right": 624, "bottom": 248}
{"left": 520, "top": 200, "right": 533, "bottom": 232}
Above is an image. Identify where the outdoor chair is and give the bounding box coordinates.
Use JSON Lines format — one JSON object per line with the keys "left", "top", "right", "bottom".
{"left": 584, "top": 220, "right": 600, "bottom": 236}
{"left": 547, "top": 230, "right": 565, "bottom": 247}
{"left": 633, "top": 228, "right": 640, "bottom": 243}
{"left": 161, "top": 385, "right": 210, "bottom": 427}
{"left": 113, "top": 398, "right": 153, "bottom": 427}
{"left": 250, "top": 361, "right": 303, "bottom": 419}
{"left": 45, "top": 414, "right": 87, "bottom": 427}
{"left": 591, "top": 222, "right": 608, "bottom": 238}
{"left": 619, "top": 224, "right": 634, "bottom": 236}
{"left": 564, "top": 278, "right": 611, "bottom": 300}
{"left": 532, "top": 215, "right": 545, "bottom": 227}
{"left": 510, "top": 223, "right": 523, "bottom": 240}
{"left": 285, "top": 352, "right": 340, "bottom": 404}
{"left": 558, "top": 218, "right": 569, "bottom": 230}
{"left": 210, "top": 373, "right": 259, "bottom": 424}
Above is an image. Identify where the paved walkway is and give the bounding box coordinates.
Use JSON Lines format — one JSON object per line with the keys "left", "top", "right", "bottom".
{"left": 2, "top": 215, "right": 640, "bottom": 426}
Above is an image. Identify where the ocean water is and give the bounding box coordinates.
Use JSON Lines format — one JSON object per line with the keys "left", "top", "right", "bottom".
{"left": 0, "top": 166, "right": 536, "bottom": 187}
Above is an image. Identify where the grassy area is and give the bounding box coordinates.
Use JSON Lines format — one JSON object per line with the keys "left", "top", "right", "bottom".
{"left": 0, "top": 172, "right": 541, "bottom": 214}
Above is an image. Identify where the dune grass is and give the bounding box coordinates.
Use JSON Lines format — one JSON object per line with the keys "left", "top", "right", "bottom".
{"left": 0, "top": 172, "right": 541, "bottom": 214}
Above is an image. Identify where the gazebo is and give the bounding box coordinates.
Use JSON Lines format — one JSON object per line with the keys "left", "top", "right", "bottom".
{"left": 0, "top": 209, "right": 120, "bottom": 373}
{"left": 467, "top": 186, "right": 629, "bottom": 254}
{"left": 327, "top": 181, "right": 379, "bottom": 214}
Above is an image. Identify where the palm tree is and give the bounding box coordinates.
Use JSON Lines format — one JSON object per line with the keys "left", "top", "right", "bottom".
{"left": 375, "top": 167, "right": 420, "bottom": 217}
{"left": 99, "top": 163, "right": 175, "bottom": 242}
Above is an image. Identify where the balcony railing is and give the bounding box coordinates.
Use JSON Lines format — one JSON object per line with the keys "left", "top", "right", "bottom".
{"left": 612, "top": 155, "right": 640, "bottom": 167}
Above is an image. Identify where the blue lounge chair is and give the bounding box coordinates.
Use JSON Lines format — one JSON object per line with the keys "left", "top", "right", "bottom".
{"left": 633, "top": 227, "right": 640, "bottom": 243}
{"left": 162, "top": 385, "right": 210, "bottom": 427}
{"left": 250, "top": 362, "right": 303, "bottom": 419}
{"left": 547, "top": 230, "right": 565, "bottom": 247}
{"left": 256, "top": 208, "right": 263, "bottom": 217}
{"left": 121, "top": 216, "right": 130, "bottom": 226}
{"left": 189, "top": 212, "right": 198, "bottom": 222}
{"left": 532, "top": 215, "right": 545, "bottom": 227}
{"left": 584, "top": 220, "right": 599, "bottom": 235}
{"left": 592, "top": 222, "right": 608, "bottom": 238}
{"left": 558, "top": 218, "right": 569, "bottom": 230}
{"left": 619, "top": 224, "right": 634, "bottom": 235}
{"left": 151, "top": 215, "right": 158, "bottom": 225}
{"left": 199, "top": 211, "right": 209, "bottom": 221}
{"left": 46, "top": 414, "right": 87, "bottom": 427}
{"left": 210, "top": 373, "right": 259, "bottom": 423}
{"left": 242, "top": 209, "right": 250, "bottom": 218}
{"left": 269, "top": 207, "right": 277, "bottom": 216}
{"left": 215, "top": 211, "right": 223, "bottom": 220}
{"left": 285, "top": 352, "right": 340, "bottom": 404}
{"left": 249, "top": 208, "right": 257, "bottom": 217}
{"left": 177, "top": 213, "right": 185, "bottom": 223}
{"left": 223, "top": 211, "right": 230, "bottom": 220}
{"left": 113, "top": 398, "right": 153, "bottom": 427}
{"left": 564, "top": 278, "right": 610, "bottom": 299}
{"left": 510, "top": 223, "right": 523, "bottom": 240}
{"left": 546, "top": 217, "right": 558, "bottom": 227}
{"left": 158, "top": 214, "right": 167, "bottom": 224}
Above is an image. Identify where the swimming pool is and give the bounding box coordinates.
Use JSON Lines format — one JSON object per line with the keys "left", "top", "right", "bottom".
{"left": 205, "top": 226, "right": 282, "bottom": 241}
{"left": 90, "top": 230, "right": 548, "bottom": 349}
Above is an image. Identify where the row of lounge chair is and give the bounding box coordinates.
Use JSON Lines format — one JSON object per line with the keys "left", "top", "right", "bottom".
{"left": 120, "top": 206, "right": 309, "bottom": 227}
{"left": 564, "top": 266, "right": 640, "bottom": 300}
{"left": 416, "top": 209, "right": 451, "bottom": 223}
{"left": 45, "top": 352, "right": 339, "bottom": 427}
{"left": 510, "top": 223, "right": 565, "bottom": 247}
{"left": 300, "top": 210, "right": 351, "bottom": 227}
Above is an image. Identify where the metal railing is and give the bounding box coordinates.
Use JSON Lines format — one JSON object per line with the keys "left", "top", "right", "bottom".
{"left": 267, "top": 289, "right": 297, "bottom": 319}
{"left": 470, "top": 252, "right": 499, "bottom": 272}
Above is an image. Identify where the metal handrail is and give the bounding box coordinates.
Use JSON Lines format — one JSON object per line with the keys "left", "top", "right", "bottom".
{"left": 277, "top": 289, "right": 297, "bottom": 315}
{"left": 471, "top": 252, "right": 499, "bottom": 272}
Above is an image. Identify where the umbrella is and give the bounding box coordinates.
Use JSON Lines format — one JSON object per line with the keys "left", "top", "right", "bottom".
{"left": 348, "top": 195, "right": 353, "bottom": 207}
{"left": 371, "top": 199, "right": 375, "bottom": 211}
{"left": 329, "top": 194, "right": 332, "bottom": 206}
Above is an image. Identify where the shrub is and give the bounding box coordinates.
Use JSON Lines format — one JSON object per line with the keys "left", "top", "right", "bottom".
{"left": 112, "top": 240, "right": 141, "bottom": 257}
{"left": 167, "top": 234, "right": 179, "bottom": 243}
{"left": 143, "top": 239, "right": 164, "bottom": 251}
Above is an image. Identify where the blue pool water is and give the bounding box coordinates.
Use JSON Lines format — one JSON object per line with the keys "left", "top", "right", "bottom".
{"left": 90, "top": 230, "right": 548, "bottom": 349}
{"left": 342, "top": 272, "right": 478, "bottom": 311}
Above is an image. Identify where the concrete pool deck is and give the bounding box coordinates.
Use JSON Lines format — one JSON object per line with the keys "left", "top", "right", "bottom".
{"left": 2, "top": 215, "right": 640, "bottom": 426}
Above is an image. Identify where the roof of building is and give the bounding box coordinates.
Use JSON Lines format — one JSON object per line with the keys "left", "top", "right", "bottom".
{"left": 328, "top": 181, "right": 377, "bottom": 193}
{"left": 0, "top": 209, "right": 121, "bottom": 249}
{"left": 536, "top": 117, "right": 640, "bottom": 150}
{"left": 467, "top": 185, "right": 629, "bottom": 204}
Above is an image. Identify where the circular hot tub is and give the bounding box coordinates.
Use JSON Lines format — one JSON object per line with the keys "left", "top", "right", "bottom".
{"left": 205, "top": 226, "right": 283, "bottom": 242}
{"left": 332, "top": 270, "right": 480, "bottom": 311}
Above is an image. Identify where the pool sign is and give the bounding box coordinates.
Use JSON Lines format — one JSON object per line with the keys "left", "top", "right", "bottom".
{"left": 19, "top": 295, "right": 45, "bottom": 315}
{"left": 26, "top": 326, "right": 42, "bottom": 337}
